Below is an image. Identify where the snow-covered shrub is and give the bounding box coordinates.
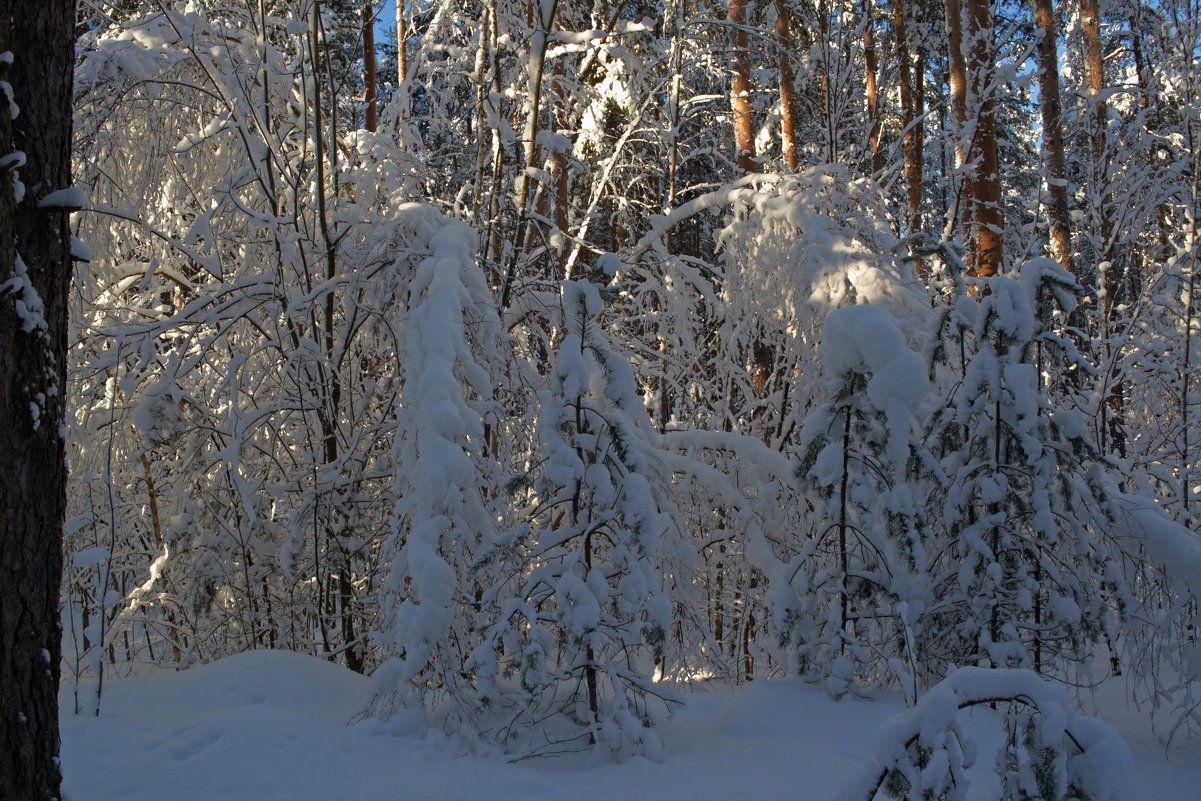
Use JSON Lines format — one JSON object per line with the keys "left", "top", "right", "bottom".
{"left": 922, "top": 259, "right": 1116, "bottom": 679}
{"left": 844, "top": 668, "right": 1134, "bottom": 801}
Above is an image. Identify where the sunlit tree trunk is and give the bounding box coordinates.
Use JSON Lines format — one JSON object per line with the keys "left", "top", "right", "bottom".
{"left": 943, "top": 0, "right": 972, "bottom": 250}
{"left": 729, "top": 0, "right": 758, "bottom": 173}
{"left": 1081, "top": 0, "right": 1124, "bottom": 455}
{"left": 1033, "top": 0, "right": 1071, "bottom": 271}
{"left": 396, "top": 0, "right": 407, "bottom": 88}
{"left": 967, "top": 0, "right": 1002, "bottom": 277}
{"left": 776, "top": 0, "right": 799, "bottom": 171}
{"left": 501, "top": 0, "right": 557, "bottom": 308}
{"left": 863, "top": 0, "right": 883, "bottom": 174}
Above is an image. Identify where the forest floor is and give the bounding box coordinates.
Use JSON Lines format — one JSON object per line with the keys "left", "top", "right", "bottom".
{"left": 60, "top": 650, "right": 1200, "bottom": 800}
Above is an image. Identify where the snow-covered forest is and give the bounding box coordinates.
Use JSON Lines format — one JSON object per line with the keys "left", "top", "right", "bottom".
{"left": 58, "top": 0, "right": 1201, "bottom": 792}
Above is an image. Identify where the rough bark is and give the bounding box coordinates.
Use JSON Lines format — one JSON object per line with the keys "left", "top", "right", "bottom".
{"left": 363, "top": 0, "right": 378, "bottom": 132}
{"left": 775, "top": 0, "right": 799, "bottom": 171}
{"left": 1080, "top": 0, "right": 1112, "bottom": 287}
{"left": 1033, "top": 0, "right": 1071, "bottom": 272}
{"left": 1080, "top": 0, "right": 1107, "bottom": 176}
{"left": 863, "top": 0, "right": 883, "bottom": 174}
{"left": 729, "top": 0, "right": 758, "bottom": 174}
{"left": 966, "top": 0, "right": 1002, "bottom": 277}
{"left": 0, "top": 1, "right": 75, "bottom": 799}
{"left": 396, "top": 0, "right": 408, "bottom": 89}
{"left": 549, "top": 55, "right": 570, "bottom": 277}
{"left": 894, "top": 0, "right": 922, "bottom": 233}
{"left": 943, "top": 0, "right": 972, "bottom": 246}
{"left": 1081, "top": 0, "right": 1125, "bottom": 455}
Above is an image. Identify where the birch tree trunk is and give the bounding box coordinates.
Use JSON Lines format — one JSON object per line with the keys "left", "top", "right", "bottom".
{"left": 501, "top": 0, "right": 557, "bottom": 308}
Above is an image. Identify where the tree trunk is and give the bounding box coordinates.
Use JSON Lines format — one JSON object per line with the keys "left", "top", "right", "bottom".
{"left": 1080, "top": 0, "right": 1107, "bottom": 183}
{"left": 863, "top": 0, "right": 883, "bottom": 174}
{"left": 775, "top": 0, "right": 799, "bottom": 171}
{"left": 500, "top": 0, "right": 557, "bottom": 308}
{"left": 1081, "top": 0, "right": 1112, "bottom": 290}
{"left": 549, "top": 56, "right": 570, "bottom": 277}
{"left": 729, "top": 0, "right": 757, "bottom": 173}
{"left": 1081, "top": 0, "right": 1124, "bottom": 455}
{"left": 396, "top": 0, "right": 408, "bottom": 89}
{"left": 0, "top": 1, "right": 75, "bottom": 799}
{"left": 1033, "top": 0, "right": 1071, "bottom": 272}
{"left": 894, "top": 0, "right": 921, "bottom": 234}
{"left": 943, "top": 0, "right": 972, "bottom": 247}
{"left": 966, "top": 0, "right": 1002, "bottom": 277}
{"left": 363, "top": 0, "right": 378, "bottom": 132}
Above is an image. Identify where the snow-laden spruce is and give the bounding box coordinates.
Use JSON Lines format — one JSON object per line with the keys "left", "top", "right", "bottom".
{"left": 472, "top": 277, "right": 679, "bottom": 759}
{"left": 369, "top": 207, "right": 503, "bottom": 731}
{"left": 783, "top": 303, "right": 934, "bottom": 699}
{"left": 922, "top": 259, "right": 1116, "bottom": 679}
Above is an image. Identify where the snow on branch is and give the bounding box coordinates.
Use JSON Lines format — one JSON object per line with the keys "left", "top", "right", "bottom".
{"left": 1108, "top": 488, "right": 1201, "bottom": 602}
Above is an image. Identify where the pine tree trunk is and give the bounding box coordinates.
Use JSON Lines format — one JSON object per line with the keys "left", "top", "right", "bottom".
{"left": 363, "top": 0, "right": 378, "bottom": 132}
{"left": 863, "top": 0, "right": 883, "bottom": 175}
{"left": 895, "top": 0, "right": 921, "bottom": 234}
{"left": 396, "top": 0, "right": 408, "bottom": 90}
{"left": 775, "top": 0, "right": 799, "bottom": 171}
{"left": 0, "top": 1, "right": 74, "bottom": 798}
{"left": 729, "top": 0, "right": 757, "bottom": 174}
{"left": 550, "top": 56, "right": 570, "bottom": 277}
{"left": 967, "top": 0, "right": 1002, "bottom": 277}
{"left": 1080, "top": 0, "right": 1124, "bottom": 455}
{"left": 1033, "top": 0, "right": 1071, "bottom": 272}
{"left": 942, "top": 0, "right": 972, "bottom": 247}
{"left": 1080, "top": 0, "right": 1112, "bottom": 286}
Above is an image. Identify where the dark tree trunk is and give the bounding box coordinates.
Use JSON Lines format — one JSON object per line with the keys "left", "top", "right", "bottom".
{"left": 894, "top": 0, "right": 921, "bottom": 233}
{"left": 363, "top": 0, "right": 378, "bottom": 132}
{"left": 0, "top": 1, "right": 76, "bottom": 799}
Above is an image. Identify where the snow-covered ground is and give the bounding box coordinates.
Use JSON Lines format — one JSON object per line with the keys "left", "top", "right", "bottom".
{"left": 60, "top": 650, "right": 1201, "bottom": 800}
